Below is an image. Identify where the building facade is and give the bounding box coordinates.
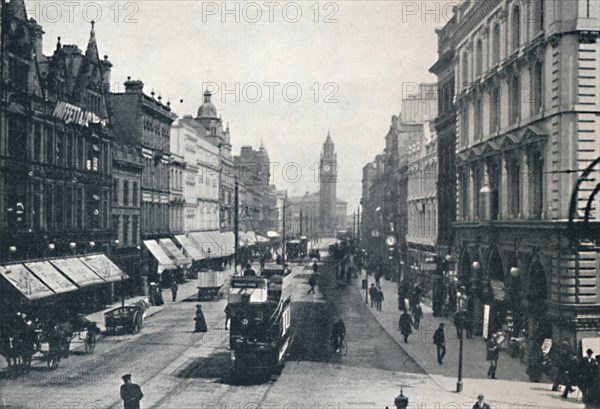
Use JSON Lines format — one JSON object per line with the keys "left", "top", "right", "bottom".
{"left": 234, "top": 144, "right": 270, "bottom": 234}
{"left": 180, "top": 90, "right": 234, "bottom": 232}
{"left": 110, "top": 79, "right": 176, "bottom": 276}
{"left": 319, "top": 132, "right": 338, "bottom": 236}
{"left": 406, "top": 122, "right": 438, "bottom": 291}
{"left": 112, "top": 145, "right": 143, "bottom": 292}
{"left": 443, "top": 0, "right": 600, "bottom": 345}
{"left": 1, "top": 7, "right": 114, "bottom": 264}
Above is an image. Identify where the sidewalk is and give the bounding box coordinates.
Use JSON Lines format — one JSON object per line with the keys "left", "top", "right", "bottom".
{"left": 356, "top": 272, "right": 585, "bottom": 409}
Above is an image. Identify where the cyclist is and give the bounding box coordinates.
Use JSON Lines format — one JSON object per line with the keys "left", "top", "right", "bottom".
{"left": 331, "top": 319, "right": 346, "bottom": 353}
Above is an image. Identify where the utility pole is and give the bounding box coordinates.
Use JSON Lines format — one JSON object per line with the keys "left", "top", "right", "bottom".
{"left": 357, "top": 205, "right": 361, "bottom": 248}
{"left": 234, "top": 180, "right": 239, "bottom": 272}
{"left": 299, "top": 208, "right": 303, "bottom": 236}
{"left": 353, "top": 212, "right": 356, "bottom": 240}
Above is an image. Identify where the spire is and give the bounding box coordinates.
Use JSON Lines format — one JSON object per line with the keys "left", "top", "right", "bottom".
{"left": 325, "top": 130, "right": 333, "bottom": 145}
{"left": 85, "top": 20, "right": 99, "bottom": 63}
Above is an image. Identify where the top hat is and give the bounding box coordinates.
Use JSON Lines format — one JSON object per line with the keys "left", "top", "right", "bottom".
{"left": 122, "top": 374, "right": 132, "bottom": 381}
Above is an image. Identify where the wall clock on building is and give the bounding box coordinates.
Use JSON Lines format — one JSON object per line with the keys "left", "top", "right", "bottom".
{"left": 323, "top": 164, "right": 331, "bottom": 172}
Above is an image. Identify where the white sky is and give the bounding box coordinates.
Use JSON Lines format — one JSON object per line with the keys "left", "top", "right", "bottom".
{"left": 30, "top": 0, "right": 450, "bottom": 207}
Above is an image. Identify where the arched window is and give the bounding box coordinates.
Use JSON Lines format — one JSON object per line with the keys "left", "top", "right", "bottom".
{"left": 462, "top": 52, "right": 469, "bottom": 86}
{"left": 475, "top": 39, "right": 483, "bottom": 77}
{"left": 512, "top": 5, "right": 521, "bottom": 51}
{"left": 493, "top": 24, "right": 501, "bottom": 65}
{"left": 533, "top": 0, "right": 543, "bottom": 34}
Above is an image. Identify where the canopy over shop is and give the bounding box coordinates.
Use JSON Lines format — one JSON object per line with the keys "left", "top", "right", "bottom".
{"left": 0, "top": 254, "right": 128, "bottom": 320}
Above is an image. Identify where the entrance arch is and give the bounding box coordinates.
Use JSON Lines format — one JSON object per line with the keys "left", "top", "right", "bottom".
{"left": 487, "top": 248, "right": 506, "bottom": 334}
{"left": 525, "top": 256, "right": 552, "bottom": 344}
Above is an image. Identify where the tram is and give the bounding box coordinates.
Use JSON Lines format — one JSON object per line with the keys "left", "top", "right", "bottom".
{"left": 227, "top": 273, "right": 292, "bottom": 379}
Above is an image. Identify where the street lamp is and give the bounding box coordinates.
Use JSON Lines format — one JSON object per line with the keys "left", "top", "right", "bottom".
{"left": 456, "top": 287, "right": 469, "bottom": 392}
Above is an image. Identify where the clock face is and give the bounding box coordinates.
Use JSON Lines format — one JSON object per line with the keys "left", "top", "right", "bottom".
{"left": 323, "top": 164, "right": 331, "bottom": 172}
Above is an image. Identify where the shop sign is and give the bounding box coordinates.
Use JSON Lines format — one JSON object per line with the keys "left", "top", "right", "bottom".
{"left": 483, "top": 304, "right": 490, "bottom": 339}
{"left": 490, "top": 279, "right": 505, "bottom": 301}
{"left": 53, "top": 101, "right": 108, "bottom": 128}
{"left": 542, "top": 339, "right": 553, "bottom": 355}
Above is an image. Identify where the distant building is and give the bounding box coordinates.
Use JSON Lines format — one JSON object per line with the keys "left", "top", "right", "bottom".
{"left": 234, "top": 144, "right": 270, "bottom": 234}
{"left": 288, "top": 192, "right": 347, "bottom": 238}
{"left": 319, "top": 132, "right": 338, "bottom": 236}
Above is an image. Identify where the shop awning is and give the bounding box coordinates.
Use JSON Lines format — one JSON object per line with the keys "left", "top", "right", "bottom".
{"left": 24, "top": 261, "right": 78, "bottom": 294}
{"left": 50, "top": 258, "right": 105, "bottom": 287}
{"left": 266, "top": 230, "right": 279, "bottom": 238}
{"left": 190, "top": 232, "right": 221, "bottom": 259}
{"left": 174, "top": 234, "right": 206, "bottom": 261}
{"left": 159, "top": 238, "right": 193, "bottom": 266}
{"left": 205, "top": 231, "right": 226, "bottom": 257}
{"left": 0, "top": 264, "right": 54, "bottom": 300}
{"left": 222, "top": 232, "right": 235, "bottom": 255}
{"left": 143, "top": 240, "right": 177, "bottom": 272}
{"left": 256, "top": 235, "right": 270, "bottom": 243}
{"left": 79, "top": 254, "right": 128, "bottom": 282}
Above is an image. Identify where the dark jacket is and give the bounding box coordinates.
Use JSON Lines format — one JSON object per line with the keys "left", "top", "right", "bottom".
{"left": 472, "top": 403, "right": 491, "bottom": 409}
{"left": 399, "top": 313, "right": 413, "bottom": 334}
{"left": 369, "top": 286, "right": 378, "bottom": 300}
{"left": 433, "top": 328, "right": 445, "bottom": 346}
{"left": 120, "top": 383, "right": 143, "bottom": 409}
{"left": 486, "top": 337, "right": 499, "bottom": 361}
{"left": 378, "top": 289, "right": 384, "bottom": 302}
{"left": 194, "top": 307, "right": 208, "bottom": 332}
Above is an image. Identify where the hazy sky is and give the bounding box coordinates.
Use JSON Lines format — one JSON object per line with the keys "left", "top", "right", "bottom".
{"left": 30, "top": 0, "right": 449, "bottom": 207}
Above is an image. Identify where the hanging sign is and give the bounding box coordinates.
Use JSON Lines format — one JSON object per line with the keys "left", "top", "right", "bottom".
{"left": 490, "top": 280, "right": 505, "bottom": 301}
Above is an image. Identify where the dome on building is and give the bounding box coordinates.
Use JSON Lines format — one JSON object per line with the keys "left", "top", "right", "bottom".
{"left": 197, "top": 89, "right": 218, "bottom": 119}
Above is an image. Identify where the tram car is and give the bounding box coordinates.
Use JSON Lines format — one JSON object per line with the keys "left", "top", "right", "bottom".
{"left": 227, "top": 273, "right": 292, "bottom": 379}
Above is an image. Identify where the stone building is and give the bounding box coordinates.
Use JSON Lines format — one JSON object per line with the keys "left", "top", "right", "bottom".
{"left": 442, "top": 0, "right": 600, "bottom": 344}
{"left": 234, "top": 144, "right": 270, "bottom": 234}
{"left": 112, "top": 145, "right": 143, "bottom": 291}
{"left": 110, "top": 79, "right": 177, "bottom": 278}
{"left": 180, "top": 90, "right": 234, "bottom": 232}
{"left": 406, "top": 122, "right": 438, "bottom": 291}
{"left": 1, "top": 8, "right": 114, "bottom": 263}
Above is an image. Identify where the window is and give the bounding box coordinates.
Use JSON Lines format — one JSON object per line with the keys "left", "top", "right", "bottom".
{"left": 56, "top": 131, "right": 64, "bottom": 165}
{"left": 46, "top": 128, "right": 54, "bottom": 165}
{"left": 475, "top": 39, "right": 483, "bottom": 77}
{"left": 8, "top": 56, "right": 28, "bottom": 91}
{"left": 460, "top": 170, "right": 469, "bottom": 220}
{"left": 492, "top": 24, "right": 501, "bottom": 65}
{"left": 113, "top": 215, "right": 120, "bottom": 235}
{"left": 532, "top": 62, "right": 543, "bottom": 115}
{"left": 34, "top": 123, "right": 42, "bottom": 162}
{"left": 5, "top": 180, "right": 27, "bottom": 230}
{"left": 78, "top": 136, "right": 85, "bottom": 169}
{"left": 490, "top": 86, "right": 500, "bottom": 132}
{"left": 461, "top": 106, "right": 469, "bottom": 145}
{"left": 473, "top": 167, "right": 482, "bottom": 219}
{"left": 507, "top": 157, "right": 521, "bottom": 218}
{"left": 132, "top": 182, "right": 139, "bottom": 206}
{"left": 56, "top": 185, "right": 64, "bottom": 229}
{"left": 65, "top": 131, "right": 72, "bottom": 167}
{"left": 102, "top": 190, "right": 109, "bottom": 229}
{"left": 475, "top": 97, "right": 483, "bottom": 138}
{"left": 76, "top": 188, "right": 84, "bottom": 229}
{"left": 87, "top": 142, "right": 99, "bottom": 171}
{"left": 65, "top": 186, "right": 73, "bottom": 229}
{"left": 512, "top": 5, "right": 521, "bottom": 51}
{"left": 87, "top": 190, "right": 101, "bottom": 229}
{"left": 114, "top": 180, "right": 119, "bottom": 204}
{"left": 461, "top": 52, "right": 469, "bottom": 87}
{"left": 509, "top": 75, "right": 520, "bottom": 124}
{"left": 533, "top": 0, "right": 543, "bottom": 33}
{"left": 123, "top": 180, "right": 129, "bottom": 206}
{"left": 530, "top": 153, "right": 544, "bottom": 218}
{"left": 132, "top": 216, "right": 139, "bottom": 245}
{"left": 45, "top": 183, "right": 54, "bottom": 231}
{"left": 7, "top": 117, "right": 27, "bottom": 160}
{"left": 123, "top": 216, "right": 129, "bottom": 245}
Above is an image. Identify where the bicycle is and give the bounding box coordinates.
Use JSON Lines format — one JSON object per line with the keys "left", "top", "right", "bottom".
{"left": 331, "top": 336, "right": 347, "bottom": 356}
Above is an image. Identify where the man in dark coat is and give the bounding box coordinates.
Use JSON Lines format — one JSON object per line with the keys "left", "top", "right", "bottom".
{"left": 369, "top": 283, "right": 378, "bottom": 308}
{"left": 194, "top": 305, "right": 208, "bottom": 333}
{"left": 472, "top": 394, "right": 491, "bottom": 409}
{"left": 552, "top": 341, "right": 572, "bottom": 391}
{"left": 433, "top": 323, "right": 446, "bottom": 364}
{"left": 486, "top": 333, "right": 500, "bottom": 379}
{"left": 307, "top": 275, "right": 317, "bottom": 294}
{"left": 376, "top": 287, "right": 384, "bottom": 311}
{"left": 412, "top": 303, "right": 423, "bottom": 329}
{"left": 243, "top": 263, "right": 256, "bottom": 277}
{"left": 120, "top": 374, "right": 143, "bottom": 409}
{"left": 170, "top": 281, "right": 178, "bottom": 302}
{"left": 399, "top": 311, "right": 413, "bottom": 343}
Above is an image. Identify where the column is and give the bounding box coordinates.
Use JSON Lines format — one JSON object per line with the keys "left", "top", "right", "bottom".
{"left": 500, "top": 155, "right": 509, "bottom": 219}
{"left": 519, "top": 150, "right": 529, "bottom": 219}
{"left": 468, "top": 165, "right": 476, "bottom": 221}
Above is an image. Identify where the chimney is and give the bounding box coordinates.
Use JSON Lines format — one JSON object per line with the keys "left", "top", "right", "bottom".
{"left": 124, "top": 79, "right": 144, "bottom": 94}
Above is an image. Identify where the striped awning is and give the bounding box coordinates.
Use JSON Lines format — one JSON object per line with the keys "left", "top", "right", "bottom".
{"left": 23, "top": 261, "right": 78, "bottom": 294}
{"left": 50, "top": 257, "right": 105, "bottom": 287}
{"left": 159, "top": 238, "right": 193, "bottom": 266}
{"left": 79, "top": 254, "right": 128, "bottom": 282}
{"left": 174, "top": 234, "right": 206, "bottom": 261}
{"left": 0, "top": 264, "right": 54, "bottom": 300}
{"left": 144, "top": 240, "right": 177, "bottom": 273}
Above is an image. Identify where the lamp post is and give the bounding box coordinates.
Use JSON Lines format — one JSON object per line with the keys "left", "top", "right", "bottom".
{"left": 456, "top": 285, "right": 469, "bottom": 392}
{"left": 69, "top": 242, "right": 77, "bottom": 256}
{"left": 444, "top": 254, "right": 454, "bottom": 316}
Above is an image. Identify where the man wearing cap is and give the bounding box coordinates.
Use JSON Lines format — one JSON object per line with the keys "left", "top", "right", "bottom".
{"left": 120, "top": 374, "right": 143, "bottom": 409}
{"left": 472, "top": 394, "right": 490, "bottom": 409}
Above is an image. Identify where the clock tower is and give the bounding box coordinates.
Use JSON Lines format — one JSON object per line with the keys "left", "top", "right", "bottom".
{"left": 319, "top": 131, "right": 337, "bottom": 237}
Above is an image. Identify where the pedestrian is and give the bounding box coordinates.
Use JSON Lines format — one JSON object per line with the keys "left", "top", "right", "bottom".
{"left": 433, "top": 323, "right": 446, "bottom": 365}
{"left": 486, "top": 333, "right": 499, "bottom": 379}
{"left": 472, "top": 394, "right": 491, "bottom": 409}
{"left": 243, "top": 263, "right": 256, "bottom": 277}
{"left": 412, "top": 303, "right": 423, "bottom": 329}
{"left": 376, "top": 286, "right": 384, "bottom": 311}
{"left": 369, "top": 283, "right": 378, "bottom": 307}
{"left": 552, "top": 341, "right": 571, "bottom": 392}
{"left": 224, "top": 304, "right": 231, "bottom": 330}
{"left": 580, "top": 349, "right": 597, "bottom": 402}
{"left": 307, "top": 275, "right": 317, "bottom": 294}
{"left": 312, "top": 261, "right": 319, "bottom": 275}
{"left": 120, "top": 374, "right": 143, "bottom": 409}
{"left": 170, "top": 281, "right": 178, "bottom": 302}
{"left": 399, "top": 311, "right": 413, "bottom": 343}
{"left": 562, "top": 352, "right": 579, "bottom": 399}
{"left": 194, "top": 304, "right": 208, "bottom": 333}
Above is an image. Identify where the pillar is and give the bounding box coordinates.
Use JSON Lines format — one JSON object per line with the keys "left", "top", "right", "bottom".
{"left": 500, "top": 155, "right": 509, "bottom": 219}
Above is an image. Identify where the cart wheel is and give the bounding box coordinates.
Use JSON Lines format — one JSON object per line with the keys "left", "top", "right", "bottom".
{"left": 85, "top": 333, "right": 96, "bottom": 354}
